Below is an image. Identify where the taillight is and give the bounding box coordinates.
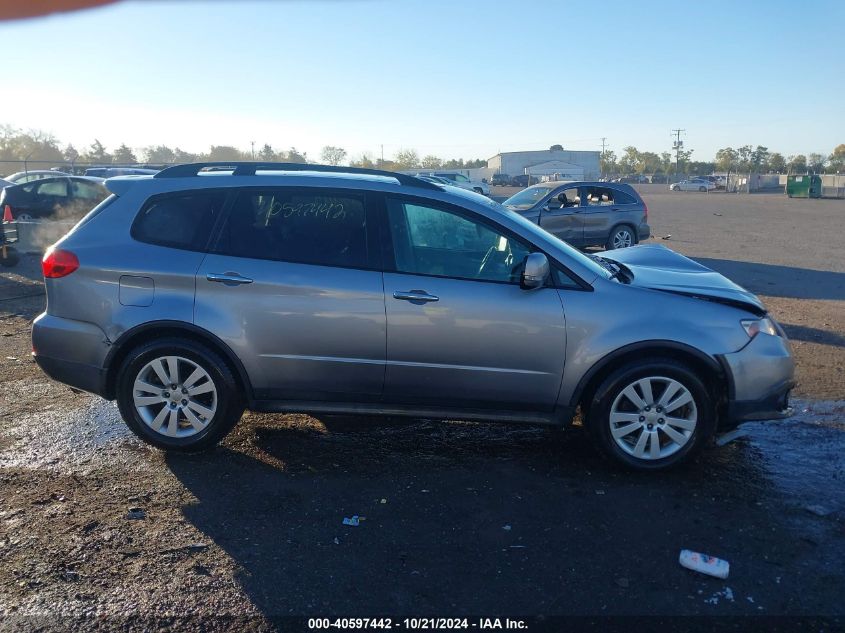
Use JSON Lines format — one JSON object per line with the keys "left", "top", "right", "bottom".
{"left": 42, "top": 248, "right": 79, "bottom": 278}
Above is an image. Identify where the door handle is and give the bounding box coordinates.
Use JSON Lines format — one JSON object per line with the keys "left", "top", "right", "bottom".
{"left": 207, "top": 272, "right": 254, "bottom": 285}
{"left": 393, "top": 290, "right": 439, "bottom": 304}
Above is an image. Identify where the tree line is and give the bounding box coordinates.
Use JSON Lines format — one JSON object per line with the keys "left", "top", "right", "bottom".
{"left": 0, "top": 125, "right": 485, "bottom": 172}
{"left": 2, "top": 124, "right": 842, "bottom": 175}
{"left": 602, "top": 144, "right": 845, "bottom": 177}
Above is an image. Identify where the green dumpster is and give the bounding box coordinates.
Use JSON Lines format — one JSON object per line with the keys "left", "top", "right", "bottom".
{"left": 786, "top": 174, "right": 822, "bottom": 198}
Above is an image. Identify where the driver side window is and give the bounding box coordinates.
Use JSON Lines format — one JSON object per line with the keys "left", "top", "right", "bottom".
{"left": 386, "top": 199, "right": 532, "bottom": 284}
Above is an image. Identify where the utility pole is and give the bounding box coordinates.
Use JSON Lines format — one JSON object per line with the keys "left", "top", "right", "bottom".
{"left": 671, "top": 129, "right": 686, "bottom": 178}
{"left": 380, "top": 144, "right": 384, "bottom": 165}
{"left": 600, "top": 137, "right": 607, "bottom": 179}
{"left": 250, "top": 141, "right": 255, "bottom": 160}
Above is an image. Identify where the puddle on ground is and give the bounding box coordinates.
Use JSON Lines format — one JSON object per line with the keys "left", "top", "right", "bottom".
{"left": 0, "top": 385, "right": 140, "bottom": 470}
{"left": 741, "top": 399, "right": 845, "bottom": 514}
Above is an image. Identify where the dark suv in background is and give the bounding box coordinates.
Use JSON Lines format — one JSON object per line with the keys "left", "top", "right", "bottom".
{"left": 503, "top": 181, "right": 650, "bottom": 250}
{"left": 490, "top": 173, "right": 510, "bottom": 186}
{"left": 509, "top": 174, "right": 539, "bottom": 188}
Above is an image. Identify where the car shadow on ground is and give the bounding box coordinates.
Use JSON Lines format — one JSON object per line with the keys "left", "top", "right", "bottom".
{"left": 163, "top": 416, "right": 809, "bottom": 618}
{"left": 693, "top": 258, "right": 845, "bottom": 301}
{"left": 780, "top": 323, "right": 845, "bottom": 349}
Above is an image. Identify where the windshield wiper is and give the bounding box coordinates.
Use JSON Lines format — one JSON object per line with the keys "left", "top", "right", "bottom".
{"left": 592, "top": 255, "right": 632, "bottom": 283}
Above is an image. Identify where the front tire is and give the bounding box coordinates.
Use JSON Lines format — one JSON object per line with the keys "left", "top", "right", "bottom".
{"left": 587, "top": 359, "right": 715, "bottom": 470}
{"left": 116, "top": 338, "right": 244, "bottom": 451}
{"left": 699, "top": 186, "right": 707, "bottom": 192}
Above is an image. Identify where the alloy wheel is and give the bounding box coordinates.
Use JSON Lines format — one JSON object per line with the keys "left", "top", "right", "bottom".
{"left": 132, "top": 355, "right": 218, "bottom": 438}
{"left": 612, "top": 229, "right": 633, "bottom": 249}
{"left": 608, "top": 376, "right": 697, "bottom": 460}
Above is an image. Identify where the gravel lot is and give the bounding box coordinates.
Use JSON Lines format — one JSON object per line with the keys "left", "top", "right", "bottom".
{"left": 1, "top": 189, "right": 843, "bottom": 630}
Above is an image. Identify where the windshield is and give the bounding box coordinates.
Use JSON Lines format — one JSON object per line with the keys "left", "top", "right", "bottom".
{"left": 491, "top": 201, "right": 611, "bottom": 280}
{"left": 502, "top": 185, "right": 556, "bottom": 210}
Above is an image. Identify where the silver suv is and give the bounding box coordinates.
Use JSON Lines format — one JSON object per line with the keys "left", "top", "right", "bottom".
{"left": 32, "top": 163, "right": 794, "bottom": 470}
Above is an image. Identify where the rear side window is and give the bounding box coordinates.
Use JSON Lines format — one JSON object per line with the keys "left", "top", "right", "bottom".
{"left": 213, "top": 188, "right": 368, "bottom": 268}
{"left": 72, "top": 181, "right": 104, "bottom": 199}
{"left": 132, "top": 191, "right": 226, "bottom": 251}
{"left": 584, "top": 187, "right": 615, "bottom": 205}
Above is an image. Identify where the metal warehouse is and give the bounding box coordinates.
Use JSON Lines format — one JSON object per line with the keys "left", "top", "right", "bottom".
{"left": 488, "top": 148, "right": 601, "bottom": 180}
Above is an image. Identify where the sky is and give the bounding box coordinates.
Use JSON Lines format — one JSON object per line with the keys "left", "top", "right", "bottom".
{"left": 1, "top": 0, "right": 843, "bottom": 162}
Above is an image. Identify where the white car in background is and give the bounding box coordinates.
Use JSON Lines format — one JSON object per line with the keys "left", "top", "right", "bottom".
{"left": 430, "top": 172, "right": 490, "bottom": 196}
{"left": 670, "top": 178, "right": 716, "bottom": 192}
{"left": 4, "top": 170, "right": 72, "bottom": 184}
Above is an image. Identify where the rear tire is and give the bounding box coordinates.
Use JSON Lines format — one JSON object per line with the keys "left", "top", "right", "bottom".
{"left": 699, "top": 186, "right": 706, "bottom": 192}
{"left": 606, "top": 225, "right": 635, "bottom": 250}
{"left": 116, "top": 338, "right": 244, "bottom": 451}
{"left": 587, "top": 358, "right": 715, "bottom": 470}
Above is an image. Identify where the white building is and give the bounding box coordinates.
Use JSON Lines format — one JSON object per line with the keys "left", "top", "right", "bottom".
{"left": 487, "top": 149, "right": 601, "bottom": 180}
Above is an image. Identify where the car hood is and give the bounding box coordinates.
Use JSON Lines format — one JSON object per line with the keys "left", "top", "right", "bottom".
{"left": 601, "top": 244, "right": 766, "bottom": 314}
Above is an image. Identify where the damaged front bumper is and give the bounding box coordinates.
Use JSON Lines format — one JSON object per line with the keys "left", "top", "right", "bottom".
{"left": 718, "top": 330, "right": 795, "bottom": 429}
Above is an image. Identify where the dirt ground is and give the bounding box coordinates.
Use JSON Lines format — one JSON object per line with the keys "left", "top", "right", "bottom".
{"left": 1, "top": 190, "right": 844, "bottom": 631}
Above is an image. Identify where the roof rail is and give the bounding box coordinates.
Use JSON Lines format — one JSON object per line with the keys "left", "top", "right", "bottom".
{"left": 154, "top": 161, "right": 441, "bottom": 190}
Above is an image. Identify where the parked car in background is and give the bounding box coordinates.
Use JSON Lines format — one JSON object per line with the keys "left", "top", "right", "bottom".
{"left": 670, "top": 179, "right": 716, "bottom": 192}
{"left": 490, "top": 173, "right": 511, "bottom": 186}
{"left": 615, "top": 175, "right": 650, "bottom": 184}
{"left": 416, "top": 175, "right": 453, "bottom": 186}
{"left": 4, "top": 170, "right": 72, "bottom": 184}
{"left": 649, "top": 174, "right": 668, "bottom": 184}
{"left": 502, "top": 181, "right": 650, "bottom": 250}
{"left": 84, "top": 167, "right": 160, "bottom": 177}
{"left": 509, "top": 174, "right": 539, "bottom": 188}
{"left": 430, "top": 172, "right": 490, "bottom": 195}
{"left": 697, "top": 175, "right": 726, "bottom": 189}
{"left": 0, "top": 176, "right": 108, "bottom": 220}
{"left": 32, "top": 162, "right": 794, "bottom": 470}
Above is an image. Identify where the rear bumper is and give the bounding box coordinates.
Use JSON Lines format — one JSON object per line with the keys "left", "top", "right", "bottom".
{"left": 34, "top": 354, "right": 108, "bottom": 397}
{"left": 32, "top": 312, "right": 111, "bottom": 397}
{"left": 638, "top": 223, "right": 651, "bottom": 241}
{"left": 719, "top": 331, "right": 795, "bottom": 428}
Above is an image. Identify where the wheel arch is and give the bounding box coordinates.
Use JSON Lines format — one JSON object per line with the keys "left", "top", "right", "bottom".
{"left": 103, "top": 320, "right": 254, "bottom": 402}
{"left": 570, "top": 340, "right": 727, "bottom": 422}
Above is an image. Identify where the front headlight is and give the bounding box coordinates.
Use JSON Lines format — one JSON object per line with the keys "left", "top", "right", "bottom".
{"left": 741, "top": 317, "right": 779, "bottom": 338}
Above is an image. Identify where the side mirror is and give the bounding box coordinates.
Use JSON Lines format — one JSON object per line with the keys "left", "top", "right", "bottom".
{"left": 521, "top": 253, "right": 549, "bottom": 289}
